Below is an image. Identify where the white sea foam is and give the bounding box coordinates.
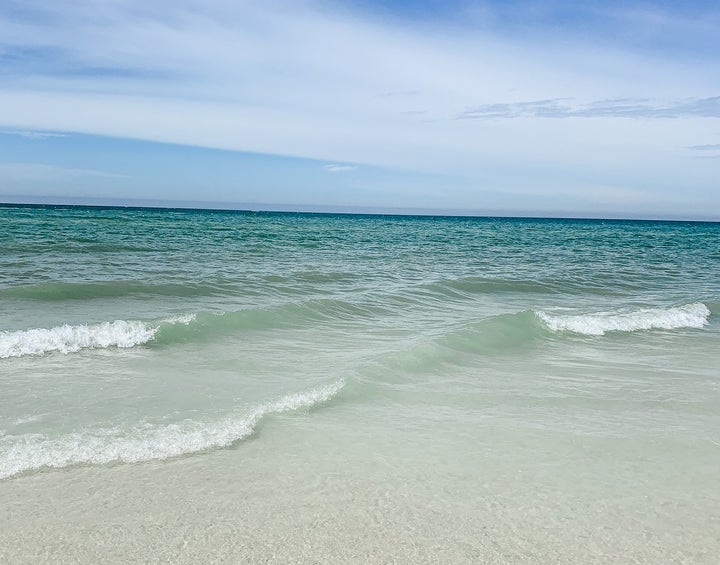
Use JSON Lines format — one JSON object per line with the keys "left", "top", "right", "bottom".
{"left": 162, "top": 314, "right": 197, "bottom": 325}
{"left": 0, "top": 380, "right": 344, "bottom": 479}
{"left": 535, "top": 302, "right": 710, "bottom": 336}
{"left": 0, "top": 315, "right": 196, "bottom": 359}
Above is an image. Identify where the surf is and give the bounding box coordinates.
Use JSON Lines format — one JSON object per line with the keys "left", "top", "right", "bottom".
{"left": 0, "top": 315, "right": 195, "bottom": 358}
{"left": 535, "top": 302, "right": 710, "bottom": 336}
{"left": 0, "top": 380, "right": 344, "bottom": 479}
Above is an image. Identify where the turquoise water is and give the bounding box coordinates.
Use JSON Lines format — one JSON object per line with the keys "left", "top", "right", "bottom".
{"left": 1, "top": 205, "right": 719, "bottom": 563}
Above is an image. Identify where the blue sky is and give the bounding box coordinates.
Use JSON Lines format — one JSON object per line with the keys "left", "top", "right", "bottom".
{"left": 0, "top": 0, "right": 719, "bottom": 218}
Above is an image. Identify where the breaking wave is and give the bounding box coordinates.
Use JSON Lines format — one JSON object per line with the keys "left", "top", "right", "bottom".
{"left": 3, "top": 300, "right": 711, "bottom": 360}
{"left": 0, "top": 296, "right": 396, "bottom": 359}
{"left": 0, "top": 380, "right": 344, "bottom": 479}
{"left": 0, "top": 315, "right": 195, "bottom": 358}
{"left": 535, "top": 302, "right": 710, "bottom": 336}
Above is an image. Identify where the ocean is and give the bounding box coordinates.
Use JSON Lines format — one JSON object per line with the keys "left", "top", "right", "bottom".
{"left": 1, "top": 204, "right": 718, "bottom": 563}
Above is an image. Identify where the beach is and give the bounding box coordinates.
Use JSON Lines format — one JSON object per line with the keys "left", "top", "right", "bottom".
{"left": 1, "top": 205, "right": 719, "bottom": 563}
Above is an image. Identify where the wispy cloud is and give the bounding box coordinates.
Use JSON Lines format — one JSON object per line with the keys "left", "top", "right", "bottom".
{"left": 323, "top": 164, "right": 357, "bottom": 172}
{"left": 688, "top": 143, "right": 720, "bottom": 151}
{"left": 459, "top": 96, "right": 720, "bottom": 119}
{"left": 686, "top": 143, "right": 720, "bottom": 159}
{"left": 0, "top": 129, "right": 67, "bottom": 139}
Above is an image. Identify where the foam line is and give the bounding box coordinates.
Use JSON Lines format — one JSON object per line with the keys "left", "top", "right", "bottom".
{"left": 0, "top": 380, "right": 344, "bottom": 479}
{"left": 0, "top": 315, "right": 195, "bottom": 358}
{"left": 535, "top": 303, "right": 710, "bottom": 336}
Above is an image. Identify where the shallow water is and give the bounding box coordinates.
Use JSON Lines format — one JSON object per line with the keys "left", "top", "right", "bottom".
{"left": 1, "top": 205, "right": 719, "bottom": 563}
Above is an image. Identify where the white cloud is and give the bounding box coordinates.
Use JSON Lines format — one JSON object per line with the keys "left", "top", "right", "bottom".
{"left": 688, "top": 144, "right": 720, "bottom": 151}
{"left": 323, "top": 164, "right": 357, "bottom": 172}
{"left": 0, "top": 130, "right": 68, "bottom": 139}
{"left": 459, "top": 96, "right": 720, "bottom": 119}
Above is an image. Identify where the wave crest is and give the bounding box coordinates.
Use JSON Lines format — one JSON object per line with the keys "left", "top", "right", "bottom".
{"left": 0, "top": 315, "right": 195, "bottom": 359}
{"left": 535, "top": 302, "right": 710, "bottom": 336}
{"left": 0, "top": 380, "right": 344, "bottom": 479}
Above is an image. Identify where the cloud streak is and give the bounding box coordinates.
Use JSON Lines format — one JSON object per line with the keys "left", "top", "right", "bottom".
{"left": 688, "top": 143, "right": 720, "bottom": 151}
{"left": 459, "top": 96, "right": 720, "bottom": 119}
{"left": 324, "top": 164, "right": 357, "bottom": 172}
{"left": 0, "top": 129, "right": 67, "bottom": 139}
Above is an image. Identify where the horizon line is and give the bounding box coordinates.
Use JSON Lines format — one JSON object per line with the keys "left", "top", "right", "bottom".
{"left": 1, "top": 196, "right": 718, "bottom": 224}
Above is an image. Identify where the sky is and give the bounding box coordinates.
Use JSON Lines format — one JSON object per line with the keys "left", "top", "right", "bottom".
{"left": 0, "top": 0, "right": 719, "bottom": 218}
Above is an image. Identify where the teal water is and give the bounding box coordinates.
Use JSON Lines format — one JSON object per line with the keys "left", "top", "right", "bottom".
{"left": 1, "top": 205, "right": 719, "bottom": 563}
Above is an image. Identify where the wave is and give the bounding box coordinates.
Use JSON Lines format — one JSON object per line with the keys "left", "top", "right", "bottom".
{"left": 0, "top": 281, "right": 233, "bottom": 300}
{"left": 440, "top": 310, "right": 543, "bottom": 353}
{"left": 535, "top": 302, "right": 710, "bottom": 336}
{"left": 152, "top": 300, "right": 388, "bottom": 346}
{"left": 0, "top": 273, "right": 361, "bottom": 301}
{"left": 374, "top": 303, "right": 712, "bottom": 373}
{"left": 1, "top": 296, "right": 397, "bottom": 359}
{"left": 0, "top": 380, "right": 344, "bottom": 479}
{"left": 420, "top": 275, "right": 640, "bottom": 300}
{"left": 5, "top": 300, "right": 711, "bottom": 359}
{"left": 0, "top": 315, "right": 195, "bottom": 359}
{"left": 431, "top": 276, "right": 555, "bottom": 296}
{"left": 706, "top": 300, "right": 720, "bottom": 316}
{"left": 370, "top": 311, "right": 545, "bottom": 374}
